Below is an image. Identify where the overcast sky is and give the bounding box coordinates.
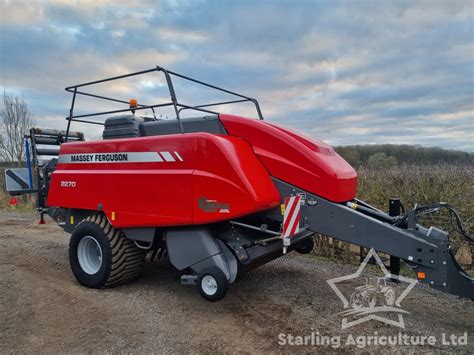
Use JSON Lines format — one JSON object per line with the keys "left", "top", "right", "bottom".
{"left": 0, "top": 0, "right": 473, "bottom": 151}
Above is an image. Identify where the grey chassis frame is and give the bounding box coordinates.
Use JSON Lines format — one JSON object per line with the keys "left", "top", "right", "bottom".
{"left": 265, "top": 178, "right": 473, "bottom": 299}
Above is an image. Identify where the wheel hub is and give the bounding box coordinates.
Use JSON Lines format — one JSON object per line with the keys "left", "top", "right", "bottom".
{"left": 77, "top": 236, "right": 103, "bottom": 275}
{"left": 201, "top": 275, "right": 218, "bottom": 296}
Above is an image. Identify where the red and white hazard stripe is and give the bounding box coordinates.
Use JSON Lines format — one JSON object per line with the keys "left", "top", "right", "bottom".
{"left": 158, "top": 151, "right": 184, "bottom": 162}
{"left": 282, "top": 195, "right": 301, "bottom": 238}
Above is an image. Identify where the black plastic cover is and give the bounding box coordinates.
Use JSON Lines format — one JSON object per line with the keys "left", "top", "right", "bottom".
{"left": 103, "top": 115, "right": 147, "bottom": 139}
{"left": 139, "top": 115, "right": 227, "bottom": 137}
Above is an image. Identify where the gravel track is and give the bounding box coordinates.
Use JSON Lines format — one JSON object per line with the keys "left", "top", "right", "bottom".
{"left": 0, "top": 210, "right": 472, "bottom": 353}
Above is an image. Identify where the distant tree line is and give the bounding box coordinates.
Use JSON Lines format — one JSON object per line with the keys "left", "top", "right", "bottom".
{"left": 335, "top": 144, "right": 473, "bottom": 168}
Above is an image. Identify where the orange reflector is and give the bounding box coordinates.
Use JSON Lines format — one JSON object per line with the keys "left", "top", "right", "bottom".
{"left": 129, "top": 99, "right": 138, "bottom": 107}
{"left": 417, "top": 271, "right": 426, "bottom": 279}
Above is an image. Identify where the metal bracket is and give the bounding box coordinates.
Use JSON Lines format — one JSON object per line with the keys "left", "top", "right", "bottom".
{"left": 180, "top": 275, "right": 197, "bottom": 285}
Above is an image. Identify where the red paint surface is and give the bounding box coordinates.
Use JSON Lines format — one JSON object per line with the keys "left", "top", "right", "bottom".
{"left": 47, "top": 133, "right": 280, "bottom": 227}
{"left": 48, "top": 114, "right": 357, "bottom": 228}
{"left": 219, "top": 114, "right": 357, "bottom": 202}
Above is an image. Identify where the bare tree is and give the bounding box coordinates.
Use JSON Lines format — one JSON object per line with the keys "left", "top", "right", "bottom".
{"left": 0, "top": 92, "right": 35, "bottom": 165}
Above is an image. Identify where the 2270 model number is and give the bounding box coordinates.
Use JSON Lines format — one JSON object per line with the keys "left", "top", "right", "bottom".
{"left": 60, "top": 181, "right": 77, "bottom": 187}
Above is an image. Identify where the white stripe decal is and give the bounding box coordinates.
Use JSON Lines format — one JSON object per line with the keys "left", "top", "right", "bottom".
{"left": 286, "top": 206, "right": 300, "bottom": 236}
{"left": 174, "top": 151, "right": 184, "bottom": 161}
{"left": 282, "top": 196, "right": 301, "bottom": 238}
{"left": 160, "top": 151, "right": 175, "bottom": 162}
{"left": 283, "top": 197, "right": 296, "bottom": 223}
{"left": 57, "top": 151, "right": 185, "bottom": 164}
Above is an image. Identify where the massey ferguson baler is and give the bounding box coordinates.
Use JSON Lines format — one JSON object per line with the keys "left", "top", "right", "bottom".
{"left": 6, "top": 66, "right": 473, "bottom": 301}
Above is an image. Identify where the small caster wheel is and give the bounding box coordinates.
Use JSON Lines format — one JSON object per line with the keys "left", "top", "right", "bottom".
{"left": 295, "top": 237, "right": 314, "bottom": 254}
{"left": 197, "top": 267, "right": 228, "bottom": 302}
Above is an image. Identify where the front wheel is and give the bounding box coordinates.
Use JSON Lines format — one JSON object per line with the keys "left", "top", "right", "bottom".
{"left": 69, "top": 214, "right": 145, "bottom": 288}
{"left": 197, "top": 267, "right": 229, "bottom": 302}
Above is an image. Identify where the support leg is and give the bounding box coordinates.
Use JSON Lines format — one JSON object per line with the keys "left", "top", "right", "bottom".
{"left": 389, "top": 198, "right": 401, "bottom": 282}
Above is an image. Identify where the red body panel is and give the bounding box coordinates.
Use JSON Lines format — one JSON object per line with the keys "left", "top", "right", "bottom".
{"left": 219, "top": 114, "right": 357, "bottom": 202}
{"left": 48, "top": 114, "right": 356, "bottom": 227}
{"left": 47, "top": 133, "right": 280, "bottom": 227}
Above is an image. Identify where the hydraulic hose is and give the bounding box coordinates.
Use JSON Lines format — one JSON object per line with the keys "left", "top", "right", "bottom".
{"left": 395, "top": 203, "right": 473, "bottom": 245}
{"left": 345, "top": 202, "right": 397, "bottom": 224}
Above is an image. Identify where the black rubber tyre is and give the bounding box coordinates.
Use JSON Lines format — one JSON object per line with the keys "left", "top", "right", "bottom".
{"left": 197, "top": 267, "right": 229, "bottom": 302}
{"left": 69, "top": 214, "right": 145, "bottom": 288}
{"left": 295, "top": 237, "right": 315, "bottom": 254}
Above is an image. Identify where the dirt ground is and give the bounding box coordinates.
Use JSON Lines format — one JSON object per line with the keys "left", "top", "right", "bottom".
{"left": 0, "top": 210, "right": 473, "bottom": 354}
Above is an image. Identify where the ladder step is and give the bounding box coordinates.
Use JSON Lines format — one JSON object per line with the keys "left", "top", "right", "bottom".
{"left": 34, "top": 136, "right": 61, "bottom": 145}
{"left": 32, "top": 128, "right": 84, "bottom": 140}
{"left": 36, "top": 148, "right": 59, "bottom": 156}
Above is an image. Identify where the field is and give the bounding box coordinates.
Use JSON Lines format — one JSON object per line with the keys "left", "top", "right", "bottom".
{"left": 356, "top": 165, "right": 472, "bottom": 225}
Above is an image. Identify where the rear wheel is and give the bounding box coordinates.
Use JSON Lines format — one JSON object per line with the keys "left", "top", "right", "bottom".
{"left": 197, "top": 267, "right": 228, "bottom": 302}
{"left": 69, "top": 214, "right": 145, "bottom": 288}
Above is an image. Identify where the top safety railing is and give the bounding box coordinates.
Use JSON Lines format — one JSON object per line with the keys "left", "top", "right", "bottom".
{"left": 64, "top": 65, "right": 264, "bottom": 141}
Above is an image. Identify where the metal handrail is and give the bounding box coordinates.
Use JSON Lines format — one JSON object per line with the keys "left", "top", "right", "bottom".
{"left": 64, "top": 65, "right": 264, "bottom": 141}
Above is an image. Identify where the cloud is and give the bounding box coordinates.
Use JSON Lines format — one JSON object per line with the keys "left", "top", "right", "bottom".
{"left": 0, "top": 0, "right": 472, "bottom": 150}
{"left": 156, "top": 27, "right": 209, "bottom": 43}
{"left": 0, "top": 0, "right": 43, "bottom": 25}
